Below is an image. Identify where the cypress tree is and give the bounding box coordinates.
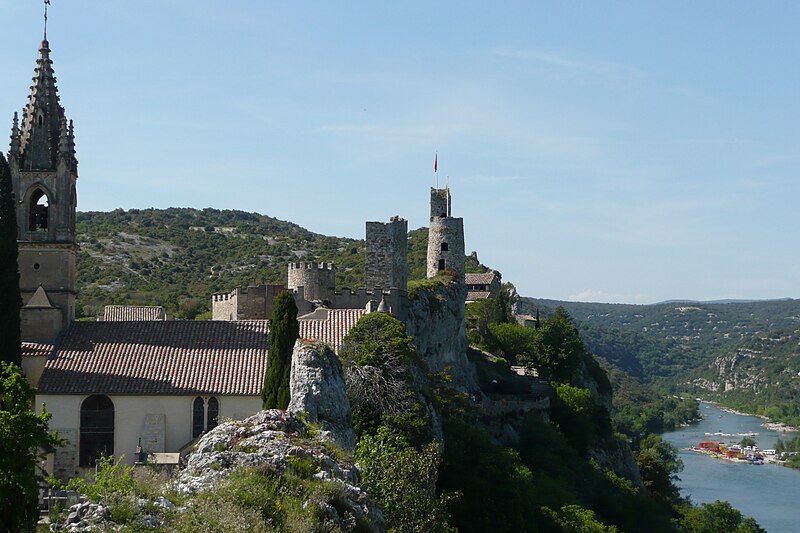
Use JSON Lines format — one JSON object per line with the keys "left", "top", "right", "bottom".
{"left": 261, "top": 290, "right": 299, "bottom": 409}
{"left": 0, "top": 154, "right": 21, "bottom": 366}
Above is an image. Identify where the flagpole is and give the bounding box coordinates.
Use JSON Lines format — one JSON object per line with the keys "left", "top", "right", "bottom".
{"left": 435, "top": 152, "right": 438, "bottom": 189}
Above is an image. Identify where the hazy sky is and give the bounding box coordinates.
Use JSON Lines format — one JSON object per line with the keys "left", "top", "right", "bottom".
{"left": 1, "top": 1, "right": 798, "bottom": 303}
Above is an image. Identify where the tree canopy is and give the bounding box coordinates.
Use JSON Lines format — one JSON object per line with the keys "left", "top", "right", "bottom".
{"left": 0, "top": 154, "right": 21, "bottom": 366}
{"left": 1, "top": 362, "right": 61, "bottom": 532}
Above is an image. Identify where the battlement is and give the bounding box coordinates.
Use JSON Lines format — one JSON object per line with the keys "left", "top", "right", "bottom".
{"left": 211, "top": 283, "right": 286, "bottom": 320}
{"left": 287, "top": 262, "right": 336, "bottom": 302}
{"left": 288, "top": 262, "right": 335, "bottom": 271}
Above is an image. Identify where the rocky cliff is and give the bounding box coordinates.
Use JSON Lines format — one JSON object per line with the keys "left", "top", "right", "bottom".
{"left": 405, "top": 281, "right": 477, "bottom": 390}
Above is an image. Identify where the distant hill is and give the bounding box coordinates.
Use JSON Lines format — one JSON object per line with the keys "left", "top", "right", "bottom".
{"left": 518, "top": 297, "right": 800, "bottom": 425}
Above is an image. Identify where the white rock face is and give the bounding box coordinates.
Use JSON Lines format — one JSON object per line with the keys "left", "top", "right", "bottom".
{"left": 288, "top": 340, "right": 355, "bottom": 450}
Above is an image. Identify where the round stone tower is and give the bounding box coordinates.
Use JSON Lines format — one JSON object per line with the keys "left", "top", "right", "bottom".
{"left": 426, "top": 188, "right": 465, "bottom": 281}
{"left": 287, "top": 262, "right": 336, "bottom": 302}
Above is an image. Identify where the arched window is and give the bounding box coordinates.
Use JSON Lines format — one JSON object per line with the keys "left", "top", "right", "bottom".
{"left": 192, "top": 396, "right": 220, "bottom": 438}
{"left": 29, "top": 189, "right": 49, "bottom": 231}
{"left": 192, "top": 397, "right": 205, "bottom": 438}
{"left": 80, "top": 395, "right": 114, "bottom": 467}
{"left": 441, "top": 242, "right": 449, "bottom": 251}
{"left": 207, "top": 397, "right": 219, "bottom": 431}
{"left": 438, "top": 258, "right": 446, "bottom": 271}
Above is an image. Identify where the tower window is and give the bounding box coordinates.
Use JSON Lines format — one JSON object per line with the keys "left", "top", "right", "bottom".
{"left": 441, "top": 242, "right": 449, "bottom": 251}
{"left": 38, "top": 115, "right": 43, "bottom": 126}
{"left": 29, "top": 189, "right": 49, "bottom": 231}
{"left": 438, "top": 258, "right": 446, "bottom": 271}
{"left": 33, "top": 263, "right": 40, "bottom": 271}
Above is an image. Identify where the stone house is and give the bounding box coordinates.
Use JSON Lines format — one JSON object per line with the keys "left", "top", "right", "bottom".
{"left": 465, "top": 270, "right": 502, "bottom": 303}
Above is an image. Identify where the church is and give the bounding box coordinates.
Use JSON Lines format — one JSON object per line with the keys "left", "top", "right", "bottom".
{"left": 9, "top": 32, "right": 468, "bottom": 481}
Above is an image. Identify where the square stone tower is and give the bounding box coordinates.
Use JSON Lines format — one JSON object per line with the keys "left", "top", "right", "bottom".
{"left": 365, "top": 216, "right": 408, "bottom": 291}
{"left": 9, "top": 38, "right": 78, "bottom": 342}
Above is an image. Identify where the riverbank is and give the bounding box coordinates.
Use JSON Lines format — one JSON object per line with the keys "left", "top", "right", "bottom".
{"left": 696, "top": 398, "right": 800, "bottom": 433}
{"left": 663, "top": 402, "right": 800, "bottom": 533}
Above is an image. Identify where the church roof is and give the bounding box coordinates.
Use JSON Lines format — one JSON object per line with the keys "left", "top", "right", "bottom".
{"left": 37, "top": 309, "right": 366, "bottom": 396}
{"left": 37, "top": 321, "right": 270, "bottom": 396}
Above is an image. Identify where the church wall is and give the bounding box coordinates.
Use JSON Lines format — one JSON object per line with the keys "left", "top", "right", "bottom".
{"left": 36, "top": 394, "right": 262, "bottom": 480}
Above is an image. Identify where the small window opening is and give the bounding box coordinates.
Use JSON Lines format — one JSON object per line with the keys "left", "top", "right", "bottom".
{"left": 33, "top": 263, "right": 40, "bottom": 271}
{"left": 438, "top": 258, "right": 446, "bottom": 271}
{"left": 38, "top": 115, "right": 43, "bottom": 127}
{"left": 441, "top": 242, "right": 449, "bottom": 251}
{"left": 29, "top": 189, "right": 49, "bottom": 231}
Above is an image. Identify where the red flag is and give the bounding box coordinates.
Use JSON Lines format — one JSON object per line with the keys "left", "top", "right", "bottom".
{"left": 434, "top": 153, "right": 438, "bottom": 173}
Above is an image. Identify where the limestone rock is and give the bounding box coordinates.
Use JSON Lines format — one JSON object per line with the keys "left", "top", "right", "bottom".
{"left": 174, "top": 409, "right": 385, "bottom": 531}
{"left": 288, "top": 340, "right": 355, "bottom": 450}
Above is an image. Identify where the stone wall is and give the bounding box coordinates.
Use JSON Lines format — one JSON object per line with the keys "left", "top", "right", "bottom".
{"left": 426, "top": 216, "right": 465, "bottom": 281}
{"left": 429, "top": 187, "right": 450, "bottom": 218}
{"left": 212, "top": 284, "right": 286, "bottom": 320}
{"left": 365, "top": 216, "right": 408, "bottom": 291}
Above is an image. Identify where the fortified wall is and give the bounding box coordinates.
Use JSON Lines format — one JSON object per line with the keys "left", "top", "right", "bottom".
{"left": 212, "top": 283, "right": 286, "bottom": 320}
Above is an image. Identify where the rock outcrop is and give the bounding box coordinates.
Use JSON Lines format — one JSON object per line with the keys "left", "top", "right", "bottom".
{"left": 175, "top": 410, "right": 385, "bottom": 531}
{"left": 288, "top": 340, "right": 355, "bottom": 450}
{"left": 405, "top": 281, "right": 477, "bottom": 390}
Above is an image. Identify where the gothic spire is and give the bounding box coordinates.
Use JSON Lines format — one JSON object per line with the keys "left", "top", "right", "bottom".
{"left": 16, "top": 38, "right": 71, "bottom": 170}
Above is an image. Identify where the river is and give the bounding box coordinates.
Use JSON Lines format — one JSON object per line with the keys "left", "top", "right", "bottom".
{"left": 662, "top": 402, "right": 800, "bottom": 533}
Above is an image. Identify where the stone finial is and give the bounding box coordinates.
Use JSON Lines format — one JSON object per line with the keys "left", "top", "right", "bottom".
{"left": 10, "top": 112, "right": 20, "bottom": 153}
{"left": 58, "top": 116, "right": 69, "bottom": 153}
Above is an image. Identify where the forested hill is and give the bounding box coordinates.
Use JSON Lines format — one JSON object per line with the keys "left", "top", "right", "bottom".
{"left": 73, "top": 208, "right": 471, "bottom": 320}
{"left": 518, "top": 297, "right": 800, "bottom": 425}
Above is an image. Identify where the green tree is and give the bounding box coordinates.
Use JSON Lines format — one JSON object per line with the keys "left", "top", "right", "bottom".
{"left": 261, "top": 291, "right": 299, "bottom": 409}
{"left": 634, "top": 434, "right": 683, "bottom": 503}
{"left": 529, "top": 307, "right": 585, "bottom": 383}
{"left": 680, "top": 500, "right": 765, "bottom": 533}
{"left": 1, "top": 362, "right": 61, "bottom": 532}
{"left": 0, "top": 154, "right": 21, "bottom": 366}
{"left": 356, "top": 426, "right": 454, "bottom": 533}
{"left": 339, "top": 312, "right": 423, "bottom": 437}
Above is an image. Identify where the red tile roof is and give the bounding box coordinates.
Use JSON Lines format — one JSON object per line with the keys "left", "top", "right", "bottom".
{"left": 465, "top": 272, "right": 497, "bottom": 285}
{"left": 298, "top": 309, "right": 365, "bottom": 352}
{"left": 466, "top": 291, "right": 492, "bottom": 302}
{"left": 38, "top": 321, "right": 270, "bottom": 396}
{"left": 37, "top": 310, "right": 366, "bottom": 396}
{"left": 22, "top": 343, "right": 55, "bottom": 357}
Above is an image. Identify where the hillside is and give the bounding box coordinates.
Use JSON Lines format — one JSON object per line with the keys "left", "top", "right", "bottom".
{"left": 74, "top": 209, "right": 481, "bottom": 320}
{"left": 519, "top": 297, "right": 800, "bottom": 425}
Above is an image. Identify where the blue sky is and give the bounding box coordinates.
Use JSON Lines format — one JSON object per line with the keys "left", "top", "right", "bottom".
{"left": 1, "top": 1, "right": 798, "bottom": 303}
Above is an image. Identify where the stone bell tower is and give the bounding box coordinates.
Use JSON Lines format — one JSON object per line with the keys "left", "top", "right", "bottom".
{"left": 8, "top": 37, "right": 78, "bottom": 342}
